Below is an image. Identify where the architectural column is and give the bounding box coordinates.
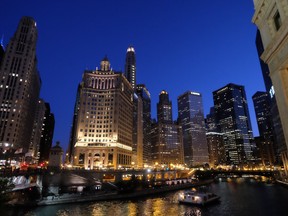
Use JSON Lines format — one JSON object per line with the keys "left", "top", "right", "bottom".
{"left": 270, "top": 68, "right": 288, "bottom": 145}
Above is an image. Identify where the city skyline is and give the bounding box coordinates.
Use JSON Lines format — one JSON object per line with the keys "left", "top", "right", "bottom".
{"left": 0, "top": 1, "right": 264, "bottom": 152}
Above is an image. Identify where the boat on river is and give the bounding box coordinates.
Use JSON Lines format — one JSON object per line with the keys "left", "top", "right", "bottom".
{"left": 178, "top": 189, "right": 220, "bottom": 206}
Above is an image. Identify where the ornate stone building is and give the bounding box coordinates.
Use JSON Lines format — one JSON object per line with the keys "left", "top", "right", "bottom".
{"left": 72, "top": 57, "right": 133, "bottom": 169}
{"left": 252, "top": 0, "right": 288, "bottom": 173}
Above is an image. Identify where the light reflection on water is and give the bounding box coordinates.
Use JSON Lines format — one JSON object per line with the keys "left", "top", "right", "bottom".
{"left": 5, "top": 178, "right": 288, "bottom": 216}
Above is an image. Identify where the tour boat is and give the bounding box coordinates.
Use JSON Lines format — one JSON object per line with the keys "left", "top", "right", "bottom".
{"left": 178, "top": 189, "right": 220, "bottom": 206}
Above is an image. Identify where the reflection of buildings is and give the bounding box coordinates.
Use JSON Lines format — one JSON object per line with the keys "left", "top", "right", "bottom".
{"left": 213, "top": 83, "right": 255, "bottom": 165}
{"left": 177, "top": 91, "right": 208, "bottom": 167}
{"left": 0, "top": 17, "right": 41, "bottom": 154}
{"left": 252, "top": 0, "right": 288, "bottom": 173}
{"left": 71, "top": 57, "right": 133, "bottom": 169}
{"left": 252, "top": 92, "right": 275, "bottom": 166}
{"left": 151, "top": 90, "right": 184, "bottom": 166}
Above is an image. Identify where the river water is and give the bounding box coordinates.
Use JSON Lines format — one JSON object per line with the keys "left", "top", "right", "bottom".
{"left": 2, "top": 178, "right": 288, "bottom": 216}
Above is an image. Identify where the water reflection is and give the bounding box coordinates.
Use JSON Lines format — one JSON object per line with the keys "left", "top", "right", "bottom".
{"left": 5, "top": 178, "right": 288, "bottom": 216}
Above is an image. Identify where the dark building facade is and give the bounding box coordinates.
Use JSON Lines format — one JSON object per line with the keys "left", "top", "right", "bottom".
{"left": 0, "top": 17, "right": 41, "bottom": 153}
{"left": 39, "top": 103, "right": 55, "bottom": 163}
{"left": 255, "top": 30, "right": 286, "bottom": 163}
{"left": 252, "top": 91, "right": 275, "bottom": 165}
{"left": 136, "top": 84, "right": 152, "bottom": 167}
{"left": 213, "top": 83, "right": 255, "bottom": 165}
{"left": 177, "top": 91, "right": 209, "bottom": 167}
{"left": 124, "top": 46, "right": 136, "bottom": 90}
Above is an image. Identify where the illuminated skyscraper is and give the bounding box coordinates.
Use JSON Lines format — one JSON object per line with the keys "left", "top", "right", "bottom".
{"left": 151, "top": 90, "right": 184, "bottom": 166}
{"left": 72, "top": 57, "right": 133, "bottom": 169}
{"left": 178, "top": 91, "right": 209, "bottom": 166}
{"left": 213, "top": 83, "right": 255, "bottom": 165}
{"left": 0, "top": 17, "right": 41, "bottom": 153}
{"left": 125, "top": 46, "right": 136, "bottom": 90}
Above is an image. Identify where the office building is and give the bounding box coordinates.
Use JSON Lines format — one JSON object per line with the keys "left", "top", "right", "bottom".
{"left": 178, "top": 91, "right": 209, "bottom": 166}
{"left": 151, "top": 90, "right": 184, "bottom": 166}
{"left": 213, "top": 83, "right": 255, "bottom": 165}
{"left": 0, "top": 17, "right": 41, "bottom": 154}
{"left": 252, "top": 92, "right": 275, "bottom": 165}
{"left": 71, "top": 57, "right": 134, "bottom": 169}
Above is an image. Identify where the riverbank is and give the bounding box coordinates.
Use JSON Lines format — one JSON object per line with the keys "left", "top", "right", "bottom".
{"left": 35, "top": 179, "right": 213, "bottom": 206}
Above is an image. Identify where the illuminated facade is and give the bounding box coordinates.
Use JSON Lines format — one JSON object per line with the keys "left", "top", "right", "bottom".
{"left": 213, "top": 83, "right": 255, "bottom": 165}
{"left": 151, "top": 91, "right": 184, "bottom": 166}
{"left": 252, "top": 0, "right": 288, "bottom": 173}
{"left": 72, "top": 57, "right": 133, "bottom": 169}
{"left": 178, "top": 91, "right": 209, "bottom": 166}
{"left": 0, "top": 17, "right": 41, "bottom": 153}
{"left": 206, "top": 132, "right": 225, "bottom": 167}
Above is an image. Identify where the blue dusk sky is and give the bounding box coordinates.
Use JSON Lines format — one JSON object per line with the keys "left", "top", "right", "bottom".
{"left": 1, "top": 1, "right": 264, "bottom": 151}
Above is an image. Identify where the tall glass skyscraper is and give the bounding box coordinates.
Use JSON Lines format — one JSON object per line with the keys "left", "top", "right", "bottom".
{"left": 0, "top": 17, "right": 41, "bottom": 153}
{"left": 213, "top": 83, "right": 255, "bottom": 165}
{"left": 178, "top": 91, "right": 208, "bottom": 167}
{"left": 125, "top": 46, "right": 136, "bottom": 90}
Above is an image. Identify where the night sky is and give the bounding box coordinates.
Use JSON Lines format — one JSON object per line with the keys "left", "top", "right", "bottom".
{"left": 1, "top": 1, "right": 264, "bottom": 152}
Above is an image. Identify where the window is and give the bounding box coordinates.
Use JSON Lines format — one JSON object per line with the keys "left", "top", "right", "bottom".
{"left": 274, "top": 11, "right": 282, "bottom": 31}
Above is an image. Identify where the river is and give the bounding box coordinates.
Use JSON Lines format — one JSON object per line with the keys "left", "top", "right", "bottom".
{"left": 2, "top": 177, "right": 288, "bottom": 216}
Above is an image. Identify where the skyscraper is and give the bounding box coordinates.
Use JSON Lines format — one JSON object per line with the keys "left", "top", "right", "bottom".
{"left": 125, "top": 46, "right": 136, "bottom": 90}
{"left": 151, "top": 90, "right": 184, "bottom": 166}
{"left": 38, "top": 103, "right": 55, "bottom": 163}
{"left": 0, "top": 17, "right": 41, "bottom": 153}
{"left": 252, "top": 92, "right": 275, "bottom": 166}
{"left": 213, "top": 83, "right": 255, "bottom": 165}
{"left": 178, "top": 91, "right": 209, "bottom": 167}
{"left": 157, "top": 90, "right": 172, "bottom": 124}
{"left": 136, "top": 84, "right": 152, "bottom": 167}
{"left": 71, "top": 57, "right": 133, "bottom": 169}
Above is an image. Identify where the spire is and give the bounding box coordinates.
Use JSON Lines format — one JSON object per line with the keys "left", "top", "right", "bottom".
{"left": 100, "top": 55, "right": 111, "bottom": 71}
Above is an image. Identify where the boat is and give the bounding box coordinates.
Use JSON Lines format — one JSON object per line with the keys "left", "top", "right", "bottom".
{"left": 178, "top": 189, "right": 220, "bottom": 206}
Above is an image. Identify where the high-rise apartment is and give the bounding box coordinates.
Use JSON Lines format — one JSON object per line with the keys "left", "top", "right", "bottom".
{"left": 71, "top": 57, "right": 133, "bottom": 169}
{"left": 178, "top": 91, "right": 209, "bottom": 167}
{"left": 125, "top": 46, "right": 136, "bottom": 90}
{"left": 213, "top": 83, "right": 255, "bottom": 165}
{"left": 0, "top": 17, "right": 41, "bottom": 153}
